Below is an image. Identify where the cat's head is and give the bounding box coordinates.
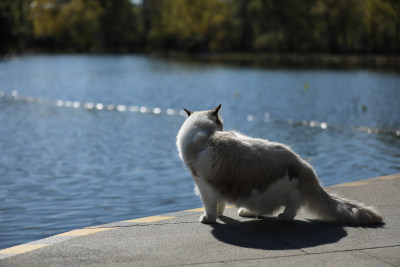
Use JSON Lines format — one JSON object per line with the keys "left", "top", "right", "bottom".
{"left": 183, "top": 104, "right": 223, "bottom": 131}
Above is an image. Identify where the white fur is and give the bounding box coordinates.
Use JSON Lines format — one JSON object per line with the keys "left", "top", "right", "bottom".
{"left": 236, "top": 175, "right": 301, "bottom": 220}
{"left": 176, "top": 112, "right": 214, "bottom": 163}
{"left": 176, "top": 110, "right": 300, "bottom": 223}
{"left": 177, "top": 106, "right": 383, "bottom": 225}
{"left": 193, "top": 176, "right": 220, "bottom": 223}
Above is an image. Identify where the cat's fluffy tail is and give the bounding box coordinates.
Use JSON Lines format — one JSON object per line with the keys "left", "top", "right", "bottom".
{"left": 301, "top": 171, "right": 383, "bottom": 225}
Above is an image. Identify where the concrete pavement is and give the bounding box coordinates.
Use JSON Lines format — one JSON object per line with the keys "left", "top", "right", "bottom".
{"left": 1, "top": 173, "right": 399, "bottom": 266}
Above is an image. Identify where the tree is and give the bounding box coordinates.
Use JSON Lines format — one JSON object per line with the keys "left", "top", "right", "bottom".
{"left": 148, "top": 0, "right": 238, "bottom": 52}
{"left": 98, "top": 0, "right": 144, "bottom": 52}
{"left": 244, "top": 0, "right": 316, "bottom": 52}
{"left": 57, "top": 0, "right": 103, "bottom": 52}
{"left": 365, "top": 0, "right": 400, "bottom": 53}
{"left": 0, "top": 0, "right": 399, "bottom": 54}
{"left": 0, "top": 0, "right": 31, "bottom": 53}
{"left": 312, "top": 0, "right": 366, "bottom": 53}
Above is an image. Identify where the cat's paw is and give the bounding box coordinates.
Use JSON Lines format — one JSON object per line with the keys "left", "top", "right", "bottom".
{"left": 278, "top": 212, "right": 295, "bottom": 222}
{"left": 199, "top": 213, "right": 216, "bottom": 224}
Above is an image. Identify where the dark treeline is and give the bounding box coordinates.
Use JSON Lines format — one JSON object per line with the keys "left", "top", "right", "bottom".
{"left": 1, "top": 0, "right": 399, "bottom": 55}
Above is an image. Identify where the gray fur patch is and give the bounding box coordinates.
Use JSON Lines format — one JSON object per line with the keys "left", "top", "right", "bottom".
{"left": 204, "top": 131, "right": 304, "bottom": 200}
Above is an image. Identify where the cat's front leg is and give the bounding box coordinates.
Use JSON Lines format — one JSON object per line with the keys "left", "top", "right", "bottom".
{"left": 199, "top": 213, "right": 216, "bottom": 223}
{"left": 199, "top": 194, "right": 218, "bottom": 223}
{"left": 195, "top": 178, "right": 218, "bottom": 224}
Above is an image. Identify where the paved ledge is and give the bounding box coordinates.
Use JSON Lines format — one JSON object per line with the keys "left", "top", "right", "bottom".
{"left": 1, "top": 173, "right": 399, "bottom": 266}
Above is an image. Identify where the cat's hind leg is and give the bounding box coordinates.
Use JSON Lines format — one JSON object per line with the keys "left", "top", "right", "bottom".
{"left": 217, "top": 201, "right": 226, "bottom": 217}
{"left": 238, "top": 208, "right": 261, "bottom": 218}
{"left": 278, "top": 188, "right": 301, "bottom": 221}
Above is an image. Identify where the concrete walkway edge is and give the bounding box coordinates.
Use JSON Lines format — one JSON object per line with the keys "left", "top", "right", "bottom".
{"left": 1, "top": 173, "right": 400, "bottom": 266}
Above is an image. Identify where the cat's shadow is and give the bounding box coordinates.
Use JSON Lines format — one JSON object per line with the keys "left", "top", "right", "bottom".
{"left": 209, "top": 216, "right": 383, "bottom": 250}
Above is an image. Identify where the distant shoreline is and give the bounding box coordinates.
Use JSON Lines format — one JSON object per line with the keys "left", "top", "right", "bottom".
{"left": 2, "top": 51, "right": 399, "bottom": 70}
{"left": 153, "top": 52, "right": 400, "bottom": 70}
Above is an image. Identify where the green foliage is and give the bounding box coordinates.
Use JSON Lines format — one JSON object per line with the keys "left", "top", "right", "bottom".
{"left": 0, "top": 0, "right": 31, "bottom": 53}
{"left": 99, "top": 0, "right": 144, "bottom": 52}
{"left": 30, "top": 0, "right": 61, "bottom": 38}
{"left": 1, "top": 0, "right": 399, "bottom": 54}
{"left": 148, "top": 0, "right": 238, "bottom": 52}
{"left": 364, "top": 0, "right": 400, "bottom": 53}
{"left": 56, "top": 0, "right": 103, "bottom": 51}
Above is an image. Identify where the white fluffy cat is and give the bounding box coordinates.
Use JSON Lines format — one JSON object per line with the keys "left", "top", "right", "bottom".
{"left": 176, "top": 104, "right": 383, "bottom": 225}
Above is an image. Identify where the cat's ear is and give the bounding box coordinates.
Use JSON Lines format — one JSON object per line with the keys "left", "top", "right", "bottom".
{"left": 212, "top": 104, "right": 222, "bottom": 115}
{"left": 183, "top": 108, "right": 193, "bottom": 117}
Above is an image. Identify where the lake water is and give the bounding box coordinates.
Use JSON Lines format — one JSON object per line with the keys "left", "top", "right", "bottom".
{"left": 0, "top": 55, "right": 399, "bottom": 249}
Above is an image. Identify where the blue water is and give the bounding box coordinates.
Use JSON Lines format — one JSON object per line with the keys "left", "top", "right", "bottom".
{"left": 0, "top": 55, "right": 399, "bottom": 249}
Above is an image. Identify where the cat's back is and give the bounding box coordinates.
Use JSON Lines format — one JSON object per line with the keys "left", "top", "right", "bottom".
{"left": 209, "top": 130, "right": 292, "bottom": 155}
{"left": 208, "top": 130, "right": 303, "bottom": 178}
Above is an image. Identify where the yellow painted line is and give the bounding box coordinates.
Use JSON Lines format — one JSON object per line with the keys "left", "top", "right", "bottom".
{"left": 186, "top": 207, "right": 205, "bottom": 212}
{"left": 331, "top": 174, "right": 400, "bottom": 188}
{"left": 57, "top": 227, "right": 115, "bottom": 237}
{"left": 186, "top": 206, "right": 235, "bottom": 212}
{"left": 371, "top": 174, "right": 400, "bottom": 181}
{"left": 0, "top": 244, "right": 50, "bottom": 255}
{"left": 123, "top": 216, "right": 175, "bottom": 223}
{"left": 331, "top": 181, "right": 369, "bottom": 187}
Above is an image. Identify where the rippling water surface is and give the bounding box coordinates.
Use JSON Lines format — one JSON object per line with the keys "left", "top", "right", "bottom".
{"left": 0, "top": 55, "right": 399, "bottom": 249}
